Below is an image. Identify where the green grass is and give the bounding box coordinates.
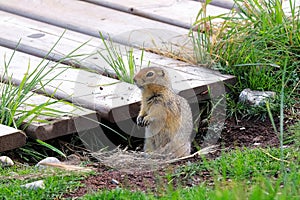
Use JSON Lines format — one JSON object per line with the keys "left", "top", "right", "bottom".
{"left": 98, "top": 32, "right": 150, "bottom": 84}
{"left": 0, "top": 44, "right": 62, "bottom": 129}
{"left": 285, "top": 120, "right": 300, "bottom": 148}
{"left": 0, "top": 33, "right": 89, "bottom": 160}
{"left": 193, "top": 0, "right": 300, "bottom": 117}
{"left": 0, "top": 148, "right": 298, "bottom": 199}
{"left": 0, "top": 32, "right": 87, "bottom": 130}
{"left": 80, "top": 148, "right": 299, "bottom": 200}
{"left": 175, "top": 148, "right": 299, "bottom": 181}
{"left": 0, "top": 165, "right": 87, "bottom": 200}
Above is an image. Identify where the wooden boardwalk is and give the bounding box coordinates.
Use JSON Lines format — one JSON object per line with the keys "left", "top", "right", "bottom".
{"left": 0, "top": 0, "right": 236, "bottom": 151}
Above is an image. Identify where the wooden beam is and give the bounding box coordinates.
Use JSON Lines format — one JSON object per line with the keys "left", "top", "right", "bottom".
{"left": 0, "top": 124, "right": 26, "bottom": 152}
{"left": 84, "top": 0, "right": 229, "bottom": 29}
{"left": 0, "top": 82, "right": 97, "bottom": 141}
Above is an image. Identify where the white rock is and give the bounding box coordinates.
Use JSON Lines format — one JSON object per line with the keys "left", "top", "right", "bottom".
{"left": 239, "top": 88, "right": 276, "bottom": 106}
{"left": 0, "top": 156, "right": 14, "bottom": 167}
{"left": 21, "top": 180, "right": 45, "bottom": 190}
{"left": 36, "top": 157, "right": 61, "bottom": 168}
{"left": 111, "top": 178, "right": 119, "bottom": 185}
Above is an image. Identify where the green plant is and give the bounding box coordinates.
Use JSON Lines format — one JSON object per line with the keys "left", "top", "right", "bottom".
{"left": 13, "top": 139, "right": 66, "bottom": 162}
{"left": 194, "top": 0, "right": 300, "bottom": 116}
{"left": 98, "top": 32, "right": 150, "bottom": 84}
{"left": 0, "top": 33, "right": 90, "bottom": 158}
{"left": 0, "top": 33, "right": 87, "bottom": 129}
{"left": 174, "top": 148, "right": 298, "bottom": 182}
{"left": 284, "top": 120, "right": 300, "bottom": 148}
{"left": 0, "top": 165, "right": 86, "bottom": 200}
{"left": 0, "top": 49, "right": 60, "bottom": 128}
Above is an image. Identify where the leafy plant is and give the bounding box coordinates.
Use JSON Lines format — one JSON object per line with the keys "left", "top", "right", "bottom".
{"left": 97, "top": 32, "right": 150, "bottom": 84}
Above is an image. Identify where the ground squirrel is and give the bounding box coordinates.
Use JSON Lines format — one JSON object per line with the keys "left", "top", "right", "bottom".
{"left": 133, "top": 67, "right": 193, "bottom": 158}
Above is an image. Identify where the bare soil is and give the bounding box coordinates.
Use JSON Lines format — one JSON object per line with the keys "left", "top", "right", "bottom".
{"left": 63, "top": 116, "right": 292, "bottom": 198}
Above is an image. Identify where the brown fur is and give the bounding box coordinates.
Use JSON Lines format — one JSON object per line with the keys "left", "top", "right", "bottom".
{"left": 134, "top": 67, "right": 193, "bottom": 158}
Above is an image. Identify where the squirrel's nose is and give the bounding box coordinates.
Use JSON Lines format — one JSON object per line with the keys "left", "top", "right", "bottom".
{"left": 133, "top": 78, "right": 137, "bottom": 84}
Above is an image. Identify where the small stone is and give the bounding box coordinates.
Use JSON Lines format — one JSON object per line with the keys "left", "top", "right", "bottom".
{"left": 36, "top": 157, "right": 61, "bottom": 168}
{"left": 253, "top": 142, "right": 261, "bottom": 146}
{"left": 111, "top": 178, "right": 119, "bottom": 185}
{"left": 21, "top": 180, "right": 45, "bottom": 190}
{"left": 239, "top": 88, "right": 276, "bottom": 106}
{"left": 240, "top": 127, "right": 246, "bottom": 130}
{"left": 0, "top": 156, "right": 14, "bottom": 167}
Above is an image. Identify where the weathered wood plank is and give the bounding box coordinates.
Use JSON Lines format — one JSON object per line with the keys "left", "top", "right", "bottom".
{"left": 0, "top": 11, "right": 112, "bottom": 75}
{"left": 0, "top": 44, "right": 235, "bottom": 124}
{"left": 83, "top": 0, "right": 229, "bottom": 29}
{"left": 0, "top": 11, "right": 187, "bottom": 76}
{"left": 0, "top": 11, "right": 195, "bottom": 77}
{"left": 0, "top": 11, "right": 235, "bottom": 102}
{"left": 0, "top": 46, "right": 141, "bottom": 122}
{"left": 0, "top": 82, "right": 97, "bottom": 141}
{"left": 0, "top": 1, "right": 194, "bottom": 63}
{"left": 0, "top": 0, "right": 188, "bottom": 44}
{"left": 199, "top": 0, "right": 235, "bottom": 9}
{"left": 0, "top": 124, "right": 26, "bottom": 152}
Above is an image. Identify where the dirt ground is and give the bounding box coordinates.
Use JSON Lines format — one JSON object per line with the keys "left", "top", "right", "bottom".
{"left": 63, "top": 115, "right": 294, "bottom": 198}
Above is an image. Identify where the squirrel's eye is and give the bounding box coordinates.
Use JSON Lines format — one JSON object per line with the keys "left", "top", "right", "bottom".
{"left": 146, "top": 71, "right": 154, "bottom": 77}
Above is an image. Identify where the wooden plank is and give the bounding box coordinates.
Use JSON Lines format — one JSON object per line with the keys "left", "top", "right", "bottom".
{"left": 0, "top": 0, "right": 188, "bottom": 44}
{"left": 0, "top": 124, "right": 26, "bottom": 152}
{"left": 0, "top": 11, "right": 196, "bottom": 77}
{"left": 0, "top": 44, "right": 235, "bottom": 124}
{"left": 0, "top": 10, "right": 235, "bottom": 107}
{"left": 0, "top": 11, "right": 235, "bottom": 102}
{"left": 199, "top": 0, "right": 235, "bottom": 9}
{"left": 0, "top": 83, "right": 97, "bottom": 141}
{"left": 0, "top": 11, "right": 113, "bottom": 75}
{"left": 83, "top": 0, "right": 229, "bottom": 29}
{"left": 0, "top": 46, "right": 141, "bottom": 122}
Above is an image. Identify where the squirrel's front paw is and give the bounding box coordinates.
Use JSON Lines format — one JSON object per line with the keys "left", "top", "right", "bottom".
{"left": 137, "top": 115, "right": 150, "bottom": 127}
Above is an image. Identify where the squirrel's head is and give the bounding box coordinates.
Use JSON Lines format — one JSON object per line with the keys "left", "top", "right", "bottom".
{"left": 133, "top": 67, "right": 171, "bottom": 90}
